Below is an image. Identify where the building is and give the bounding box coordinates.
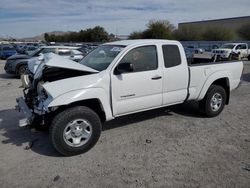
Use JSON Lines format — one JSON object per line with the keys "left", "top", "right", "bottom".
{"left": 178, "top": 16, "right": 250, "bottom": 40}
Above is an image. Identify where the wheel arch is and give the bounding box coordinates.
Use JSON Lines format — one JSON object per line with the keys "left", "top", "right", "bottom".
{"left": 15, "top": 61, "right": 28, "bottom": 74}
{"left": 210, "top": 78, "right": 230, "bottom": 104}
{"left": 51, "top": 98, "right": 107, "bottom": 122}
{"left": 198, "top": 72, "right": 230, "bottom": 105}
{"left": 46, "top": 88, "right": 114, "bottom": 122}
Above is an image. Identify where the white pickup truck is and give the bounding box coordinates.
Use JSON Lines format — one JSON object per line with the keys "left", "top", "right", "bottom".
{"left": 16, "top": 40, "right": 243, "bottom": 156}
{"left": 212, "top": 43, "right": 250, "bottom": 60}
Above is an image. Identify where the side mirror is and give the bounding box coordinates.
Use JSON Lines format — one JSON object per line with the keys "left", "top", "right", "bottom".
{"left": 114, "top": 62, "right": 134, "bottom": 75}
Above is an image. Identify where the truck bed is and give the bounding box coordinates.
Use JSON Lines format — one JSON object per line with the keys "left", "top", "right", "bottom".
{"left": 188, "top": 60, "right": 243, "bottom": 101}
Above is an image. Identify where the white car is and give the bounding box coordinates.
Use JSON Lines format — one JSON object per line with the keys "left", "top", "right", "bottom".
{"left": 212, "top": 43, "right": 250, "bottom": 60}
{"left": 16, "top": 39, "right": 243, "bottom": 156}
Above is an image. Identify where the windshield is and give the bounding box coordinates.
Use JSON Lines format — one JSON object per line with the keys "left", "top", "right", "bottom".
{"left": 220, "top": 44, "right": 235, "bottom": 49}
{"left": 79, "top": 45, "right": 125, "bottom": 71}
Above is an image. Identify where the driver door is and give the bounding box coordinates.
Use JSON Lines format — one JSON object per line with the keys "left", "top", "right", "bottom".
{"left": 111, "top": 45, "right": 163, "bottom": 116}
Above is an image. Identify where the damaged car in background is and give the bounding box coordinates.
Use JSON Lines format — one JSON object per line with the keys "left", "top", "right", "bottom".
{"left": 16, "top": 40, "right": 243, "bottom": 156}
{"left": 4, "top": 46, "right": 84, "bottom": 76}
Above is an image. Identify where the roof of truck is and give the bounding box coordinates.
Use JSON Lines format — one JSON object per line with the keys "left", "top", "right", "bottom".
{"left": 105, "top": 39, "right": 180, "bottom": 46}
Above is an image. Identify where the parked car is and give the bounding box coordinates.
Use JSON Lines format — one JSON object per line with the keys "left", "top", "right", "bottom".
{"left": 184, "top": 46, "right": 205, "bottom": 64}
{"left": 15, "top": 44, "right": 26, "bottom": 54}
{"left": 58, "top": 49, "right": 83, "bottom": 62}
{"left": 78, "top": 47, "right": 92, "bottom": 57}
{"left": 24, "top": 46, "right": 39, "bottom": 55}
{"left": 4, "top": 46, "right": 83, "bottom": 76}
{"left": 0, "top": 45, "right": 17, "bottom": 59}
{"left": 16, "top": 39, "right": 243, "bottom": 156}
{"left": 212, "top": 43, "right": 250, "bottom": 60}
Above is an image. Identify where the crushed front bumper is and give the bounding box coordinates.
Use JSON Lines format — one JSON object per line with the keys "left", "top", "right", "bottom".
{"left": 16, "top": 97, "right": 34, "bottom": 127}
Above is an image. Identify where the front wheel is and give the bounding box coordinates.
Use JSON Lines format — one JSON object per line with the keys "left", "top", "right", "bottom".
{"left": 17, "top": 65, "right": 28, "bottom": 76}
{"left": 50, "top": 106, "right": 102, "bottom": 156}
{"left": 199, "top": 85, "right": 226, "bottom": 117}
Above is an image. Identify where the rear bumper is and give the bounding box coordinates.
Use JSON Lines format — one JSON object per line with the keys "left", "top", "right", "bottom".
{"left": 16, "top": 97, "right": 34, "bottom": 125}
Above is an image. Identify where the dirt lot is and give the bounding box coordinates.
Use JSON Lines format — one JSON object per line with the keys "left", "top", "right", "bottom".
{"left": 0, "top": 60, "right": 250, "bottom": 188}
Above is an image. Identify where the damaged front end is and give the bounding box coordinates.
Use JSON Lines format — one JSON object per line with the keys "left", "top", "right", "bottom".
{"left": 16, "top": 53, "right": 98, "bottom": 127}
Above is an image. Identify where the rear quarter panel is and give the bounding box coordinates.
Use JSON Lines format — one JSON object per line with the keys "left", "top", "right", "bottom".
{"left": 188, "top": 61, "right": 243, "bottom": 101}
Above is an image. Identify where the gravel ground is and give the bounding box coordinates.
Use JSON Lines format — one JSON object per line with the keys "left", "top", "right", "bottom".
{"left": 0, "top": 60, "right": 249, "bottom": 188}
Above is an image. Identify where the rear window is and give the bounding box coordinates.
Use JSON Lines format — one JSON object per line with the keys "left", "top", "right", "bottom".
{"left": 162, "top": 45, "right": 181, "bottom": 68}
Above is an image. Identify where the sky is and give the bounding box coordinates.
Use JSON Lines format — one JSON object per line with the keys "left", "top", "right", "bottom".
{"left": 0, "top": 0, "right": 250, "bottom": 38}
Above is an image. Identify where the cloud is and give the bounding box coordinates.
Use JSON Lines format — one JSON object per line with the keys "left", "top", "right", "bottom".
{"left": 0, "top": 0, "right": 249, "bottom": 38}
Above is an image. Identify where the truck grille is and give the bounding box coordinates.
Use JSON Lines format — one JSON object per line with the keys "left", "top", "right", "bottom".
{"left": 215, "top": 50, "right": 223, "bottom": 54}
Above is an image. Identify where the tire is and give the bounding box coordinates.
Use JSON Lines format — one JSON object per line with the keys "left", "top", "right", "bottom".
{"left": 50, "top": 106, "right": 102, "bottom": 156}
{"left": 237, "top": 52, "right": 241, "bottom": 60}
{"left": 248, "top": 55, "right": 250, "bottom": 61}
{"left": 228, "top": 54, "right": 232, "bottom": 61}
{"left": 199, "top": 85, "right": 226, "bottom": 117}
{"left": 17, "top": 65, "right": 28, "bottom": 76}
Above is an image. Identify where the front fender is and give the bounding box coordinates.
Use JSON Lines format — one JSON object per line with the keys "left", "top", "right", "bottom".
{"left": 47, "top": 88, "right": 113, "bottom": 120}
{"left": 198, "top": 71, "right": 230, "bottom": 100}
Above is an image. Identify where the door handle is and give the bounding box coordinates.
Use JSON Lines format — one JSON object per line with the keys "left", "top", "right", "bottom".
{"left": 151, "top": 76, "right": 162, "bottom": 80}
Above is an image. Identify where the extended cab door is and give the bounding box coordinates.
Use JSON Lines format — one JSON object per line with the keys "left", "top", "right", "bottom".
{"left": 111, "top": 45, "right": 163, "bottom": 116}
{"left": 161, "top": 44, "right": 189, "bottom": 105}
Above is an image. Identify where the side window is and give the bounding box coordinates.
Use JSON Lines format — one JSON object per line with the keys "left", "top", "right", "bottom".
{"left": 236, "top": 45, "right": 241, "bottom": 50}
{"left": 120, "top": 45, "right": 158, "bottom": 72}
{"left": 241, "top": 44, "right": 247, "bottom": 49}
{"left": 162, "top": 45, "right": 181, "bottom": 68}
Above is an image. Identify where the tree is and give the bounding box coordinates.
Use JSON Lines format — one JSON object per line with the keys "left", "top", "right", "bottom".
{"left": 108, "top": 33, "right": 116, "bottom": 41}
{"left": 42, "top": 26, "right": 109, "bottom": 42}
{"left": 202, "top": 27, "right": 233, "bottom": 41}
{"left": 174, "top": 26, "right": 202, "bottom": 41}
{"left": 238, "top": 24, "right": 250, "bottom": 40}
{"left": 90, "top": 26, "right": 109, "bottom": 42}
{"left": 44, "top": 33, "right": 50, "bottom": 42}
{"left": 142, "top": 20, "right": 175, "bottom": 39}
{"left": 128, "top": 31, "right": 143, "bottom": 39}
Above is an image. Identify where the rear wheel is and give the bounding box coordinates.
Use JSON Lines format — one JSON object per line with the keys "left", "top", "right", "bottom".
{"left": 50, "top": 106, "right": 102, "bottom": 156}
{"left": 199, "top": 85, "right": 226, "bottom": 117}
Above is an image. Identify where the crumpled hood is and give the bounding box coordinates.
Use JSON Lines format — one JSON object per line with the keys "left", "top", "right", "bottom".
{"left": 30, "top": 53, "right": 98, "bottom": 74}
{"left": 42, "top": 71, "right": 104, "bottom": 98}
{"left": 7, "top": 54, "right": 30, "bottom": 60}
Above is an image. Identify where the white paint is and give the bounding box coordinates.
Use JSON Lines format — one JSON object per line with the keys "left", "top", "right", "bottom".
{"left": 30, "top": 40, "right": 243, "bottom": 121}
